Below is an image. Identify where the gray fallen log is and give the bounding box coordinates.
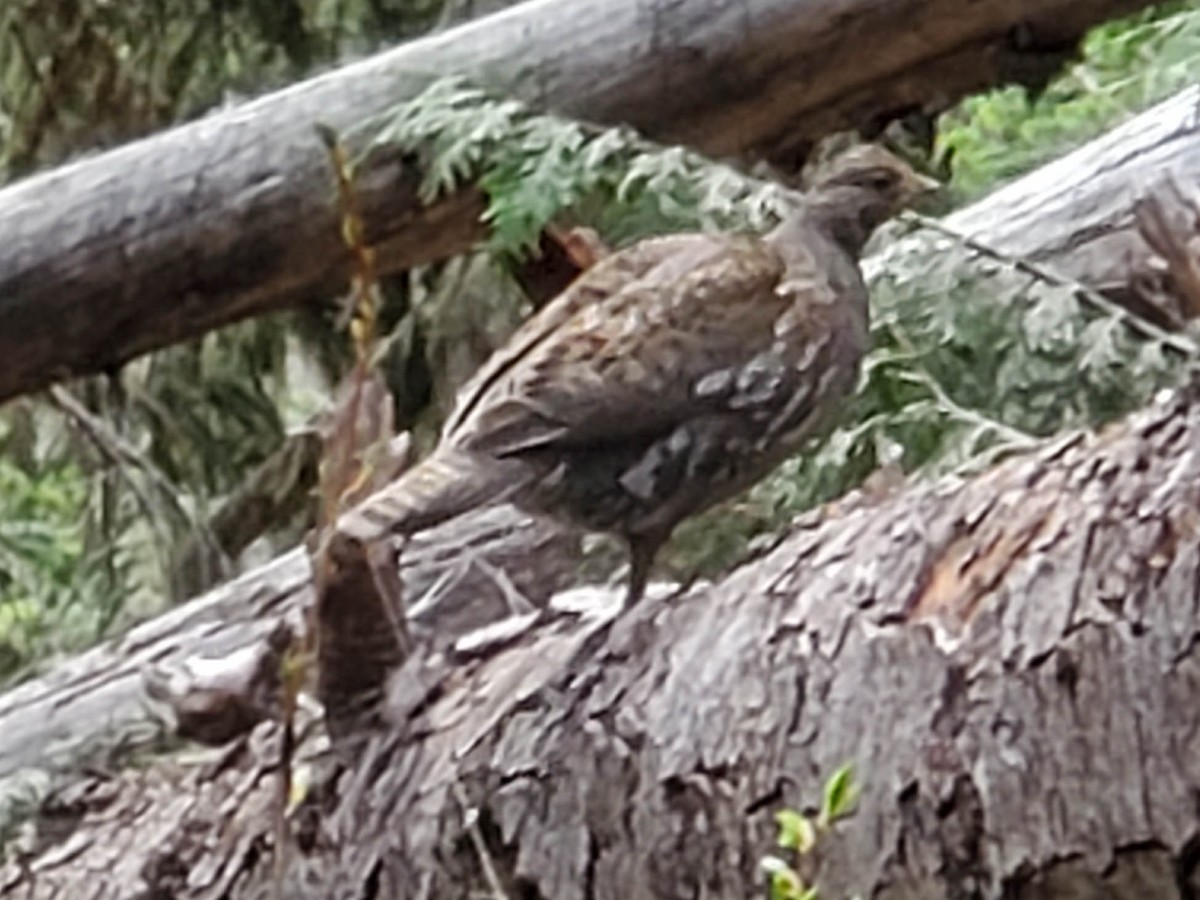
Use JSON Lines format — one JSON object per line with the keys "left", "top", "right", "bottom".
{"left": 5, "top": 89, "right": 1199, "bottom": 832}
{"left": 0, "top": 505, "right": 577, "bottom": 812}
{"left": 4, "top": 374, "right": 1198, "bottom": 899}
{"left": 0, "top": 0, "right": 1152, "bottom": 402}
{"left": 299, "top": 383, "right": 1200, "bottom": 900}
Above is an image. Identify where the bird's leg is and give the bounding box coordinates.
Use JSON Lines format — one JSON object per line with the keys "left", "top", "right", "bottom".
{"left": 623, "top": 536, "right": 659, "bottom": 608}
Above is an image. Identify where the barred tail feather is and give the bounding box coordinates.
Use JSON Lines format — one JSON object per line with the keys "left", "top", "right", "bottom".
{"left": 336, "top": 448, "right": 531, "bottom": 542}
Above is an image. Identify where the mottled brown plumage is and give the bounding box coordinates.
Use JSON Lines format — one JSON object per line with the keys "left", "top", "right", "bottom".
{"left": 339, "top": 145, "right": 935, "bottom": 605}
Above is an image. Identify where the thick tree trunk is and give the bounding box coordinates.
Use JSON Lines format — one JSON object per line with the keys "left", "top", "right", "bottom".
{"left": 3, "top": 373, "right": 1199, "bottom": 899}
{"left": 0, "top": 0, "right": 1153, "bottom": 404}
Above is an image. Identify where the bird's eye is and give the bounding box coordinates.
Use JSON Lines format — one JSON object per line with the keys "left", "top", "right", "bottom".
{"left": 865, "top": 170, "right": 898, "bottom": 191}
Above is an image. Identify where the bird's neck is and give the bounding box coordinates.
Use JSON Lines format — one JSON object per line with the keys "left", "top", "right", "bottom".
{"left": 788, "top": 186, "right": 890, "bottom": 259}
{"left": 765, "top": 193, "right": 878, "bottom": 333}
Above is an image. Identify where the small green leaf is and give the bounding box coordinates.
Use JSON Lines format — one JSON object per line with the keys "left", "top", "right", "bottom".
{"left": 761, "top": 856, "right": 807, "bottom": 900}
{"left": 819, "top": 764, "right": 859, "bottom": 827}
{"left": 775, "top": 809, "right": 816, "bottom": 853}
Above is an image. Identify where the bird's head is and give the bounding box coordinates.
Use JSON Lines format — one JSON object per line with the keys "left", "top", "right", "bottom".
{"left": 803, "top": 144, "right": 939, "bottom": 255}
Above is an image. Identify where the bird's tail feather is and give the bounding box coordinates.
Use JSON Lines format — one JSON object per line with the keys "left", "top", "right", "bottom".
{"left": 335, "top": 448, "right": 530, "bottom": 542}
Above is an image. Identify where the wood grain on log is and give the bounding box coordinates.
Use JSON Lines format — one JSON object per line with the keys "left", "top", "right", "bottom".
{"left": 0, "top": 0, "right": 1152, "bottom": 403}
{"left": 3, "top": 375, "right": 1199, "bottom": 899}
{"left": 0, "top": 507, "right": 576, "bottom": 803}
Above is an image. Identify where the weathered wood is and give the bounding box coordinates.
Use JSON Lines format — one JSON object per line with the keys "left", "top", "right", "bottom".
{"left": 5, "top": 97, "right": 1198, "bottom": 833}
{"left": 294, "top": 382, "right": 1200, "bottom": 900}
{"left": 0, "top": 0, "right": 1153, "bottom": 403}
{"left": 0, "top": 506, "right": 577, "bottom": 810}
{"left": 5, "top": 374, "right": 1199, "bottom": 899}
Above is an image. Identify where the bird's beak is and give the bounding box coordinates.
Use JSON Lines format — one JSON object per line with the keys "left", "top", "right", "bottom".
{"left": 899, "top": 169, "right": 942, "bottom": 213}
{"left": 905, "top": 170, "right": 941, "bottom": 199}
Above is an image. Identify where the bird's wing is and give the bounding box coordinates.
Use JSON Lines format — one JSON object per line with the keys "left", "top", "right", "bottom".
{"left": 442, "top": 234, "right": 707, "bottom": 439}
{"left": 444, "top": 231, "right": 833, "bottom": 460}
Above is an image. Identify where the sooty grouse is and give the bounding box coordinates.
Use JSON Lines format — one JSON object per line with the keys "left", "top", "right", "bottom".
{"left": 337, "top": 145, "right": 935, "bottom": 605}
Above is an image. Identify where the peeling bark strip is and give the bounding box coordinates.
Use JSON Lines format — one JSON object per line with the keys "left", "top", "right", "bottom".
{"left": 0, "top": 0, "right": 1153, "bottom": 403}
{"left": 6, "top": 382, "right": 1200, "bottom": 898}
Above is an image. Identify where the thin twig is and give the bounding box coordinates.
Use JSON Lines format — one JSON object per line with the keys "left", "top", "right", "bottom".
{"left": 879, "top": 304, "right": 1040, "bottom": 452}
{"left": 875, "top": 308, "right": 1041, "bottom": 482}
{"left": 900, "top": 368, "right": 1038, "bottom": 449}
{"left": 47, "top": 384, "right": 229, "bottom": 572}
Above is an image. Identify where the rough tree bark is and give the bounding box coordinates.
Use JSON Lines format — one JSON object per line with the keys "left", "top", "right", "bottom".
{"left": 0, "top": 506, "right": 576, "bottom": 804}
{"left": 4, "top": 369, "right": 1200, "bottom": 899}
{"left": 0, "top": 0, "right": 1154, "bottom": 403}
{"left": 3, "top": 103, "right": 1197, "bottom": 827}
